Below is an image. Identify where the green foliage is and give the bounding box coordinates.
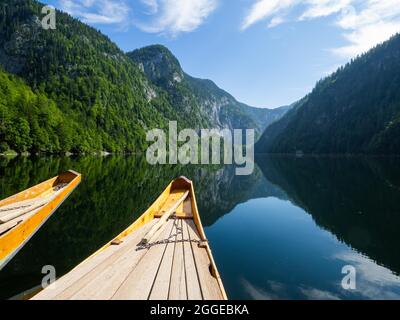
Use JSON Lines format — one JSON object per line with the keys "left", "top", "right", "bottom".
{"left": 256, "top": 33, "right": 400, "bottom": 155}
{"left": 0, "top": 0, "right": 187, "bottom": 154}
{"left": 0, "top": 68, "right": 67, "bottom": 153}
{"left": 0, "top": 1, "right": 288, "bottom": 154}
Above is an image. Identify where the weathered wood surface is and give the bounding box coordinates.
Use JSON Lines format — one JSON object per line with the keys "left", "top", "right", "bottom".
{"left": 32, "top": 219, "right": 158, "bottom": 300}
{"left": 33, "top": 182, "right": 224, "bottom": 301}
{"left": 33, "top": 217, "right": 223, "bottom": 300}
{"left": 142, "top": 190, "right": 189, "bottom": 244}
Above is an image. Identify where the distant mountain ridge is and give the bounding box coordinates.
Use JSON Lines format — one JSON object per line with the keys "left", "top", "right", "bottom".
{"left": 256, "top": 33, "right": 400, "bottom": 155}
{"left": 0, "top": 0, "right": 289, "bottom": 154}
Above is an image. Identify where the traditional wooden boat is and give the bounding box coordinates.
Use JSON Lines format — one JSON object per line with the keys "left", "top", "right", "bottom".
{"left": 0, "top": 170, "right": 81, "bottom": 271}
{"left": 32, "top": 177, "right": 227, "bottom": 300}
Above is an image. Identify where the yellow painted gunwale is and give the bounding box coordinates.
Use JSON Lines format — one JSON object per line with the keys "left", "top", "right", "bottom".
{"left": 0, "top": 170, "right": 81, "bottom": 270}
{"left": 67, "top": 176, "right": 227, "bottom": 300}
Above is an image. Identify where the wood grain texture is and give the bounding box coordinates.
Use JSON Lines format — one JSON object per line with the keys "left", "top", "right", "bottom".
{"left": 112, "top": 220, "right": 175, "bottom": 300}
{"left": 168, "top": 219, "right": 187, "bottom": 300}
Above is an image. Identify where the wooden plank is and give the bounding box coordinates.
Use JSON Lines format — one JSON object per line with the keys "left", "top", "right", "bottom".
{"left": 0, "top": 204, "right": 46, "bottom": 223}
{"left": 112, "top": 220, "right": 175, "bottom": 300}
{"left": 142, "top": 191, "right": 188, "bottom": 244}
{"left": 69, "top": 221, "right": 174, "bottom": 300}
{"left": 32, "top": 219, "right": 158, "bottom": 300}
{"left": 175, "top": 197, "right": 193, "bottom": 219}
{"left": 182, "top": 219, "right": 202, "bottom": 300}
{"left": 148, "top": 221, "right": 177, "bottom": 300}
{"left": 154, "top": 190, "right": 188, "bottom": 218}
{"left": 168, "top": 219, "right": 187, "bottom": 300}
{"left": 183, "top": 197, "right": 193, "bottom": 218}
{"left": 54, "top": 219, "right": 159, "bottom": 300}
{"left": 0, "top": 208, "right": 40, "bottom": 235}
{"left": 0, "top": 184, "right": 67, "bottom": 214}
{"left": 0, "top": 198, "right": 42, "bottom": 212}
{"left": 0, "top": 198, "right": 47, "bottom": 215}
{"left": 0, "top": 219, "right": 21, "bottom": 235}
{"left": 186, "top": 220, "right": 223, "bottom": 300}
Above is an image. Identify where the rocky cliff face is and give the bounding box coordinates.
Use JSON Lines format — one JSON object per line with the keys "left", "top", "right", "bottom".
{"left": 128, "top": 45, "right": 290, "bottom": 137}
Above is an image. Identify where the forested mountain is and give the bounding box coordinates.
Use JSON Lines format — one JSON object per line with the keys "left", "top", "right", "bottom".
{"left": 0, "top": 0, "right": 288, "bottom": 155}
{"left": 256, "top": 33, "right": 400, "bottom": 155}
{"left": 0, "top": 67, "right": 65, "bottom": 153}
{"left": 128, "top": 45, "right": 290, "bottom": 136}
{"left": 0, "top": 0, "right": 180, "bottom": 153}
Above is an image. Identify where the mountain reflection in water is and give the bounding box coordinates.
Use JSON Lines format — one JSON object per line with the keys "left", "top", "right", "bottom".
{"left": 0, "top": 155, "right": 399, "bottom": 299}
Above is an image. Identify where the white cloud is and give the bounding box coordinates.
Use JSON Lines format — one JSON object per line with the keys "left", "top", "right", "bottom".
{"left": 242, "top": 0, "right": 400, "bottom": 58}
{"left": 241, "top": 0, "right": 298, "bottom": 31}
{"left": 333, "top": 0, "right": 400, "bottom": 57}
{"left": 59, "top": 0, "right": 130, "bottom": 24}
{"left": 59, "top": 0, "right": 217, "bottom": 35}
{"left": 138, "top": 0, "right": 218, "bottom": 35}
{"left": 299, "top": 0, "right": 352, "bottom": 20}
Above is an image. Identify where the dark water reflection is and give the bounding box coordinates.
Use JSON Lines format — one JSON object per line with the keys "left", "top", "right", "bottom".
{"left": 0, "top": 155, "right": 399, "bottom": 300}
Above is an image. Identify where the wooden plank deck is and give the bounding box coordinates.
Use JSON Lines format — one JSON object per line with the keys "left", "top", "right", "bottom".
{"left": 33, "top": 217, "right": 223, "bottom": 300}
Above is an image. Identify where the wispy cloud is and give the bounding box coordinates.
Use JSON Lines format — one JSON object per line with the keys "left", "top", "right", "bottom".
{"left": 241, "top": 0, "right": 298, "bottom": 31}
{"left": 138, "top": 0, "right": 218, "bottom": 35}
{"left": 299, "top": 0, "right": 352, "bottom": 20}
{"left": 60, "top": 0, "right": 130, "bottom": 25}
{"left": 242, "top": 0, "right": 400, "bottom": 58}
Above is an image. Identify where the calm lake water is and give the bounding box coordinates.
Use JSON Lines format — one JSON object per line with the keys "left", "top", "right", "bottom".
{"left": 1, "top": 155, "right": 400, "bottom": 300}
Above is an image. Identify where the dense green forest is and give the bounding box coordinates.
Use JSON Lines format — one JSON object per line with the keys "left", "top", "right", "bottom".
{"left": 256, "top": 33, "right": 400, "bottom": 155}
{"left": 0, "top": 0, "right": 183, "bottom": 154}
{"left": 0, "top": 67, "right": 67, "bottom": 153}
{"left": 0, "top": 0, "right": 287, "bottom": 155}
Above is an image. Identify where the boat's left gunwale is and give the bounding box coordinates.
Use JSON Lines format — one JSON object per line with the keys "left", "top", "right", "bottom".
{"left": 0, "top": 171, "right": 81, "bottom": 270}
{"left": 70, "top": 181, "right": 174, "bottom": 269}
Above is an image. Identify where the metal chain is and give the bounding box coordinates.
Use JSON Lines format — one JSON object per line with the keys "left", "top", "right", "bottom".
{"left": 136, "top": 214, "right": 207, "bottom": 251}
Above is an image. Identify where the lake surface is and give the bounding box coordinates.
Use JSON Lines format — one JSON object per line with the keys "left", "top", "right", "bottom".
{"left": 1, "top": 155, "right": 400, "bottom": 300}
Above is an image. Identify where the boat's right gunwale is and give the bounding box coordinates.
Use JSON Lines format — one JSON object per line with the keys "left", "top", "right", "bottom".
{"left": 171, "top": 177, "right": 228, "bottom": 300}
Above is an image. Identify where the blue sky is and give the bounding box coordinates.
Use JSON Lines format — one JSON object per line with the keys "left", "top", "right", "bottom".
{"left": 45, "top": 1, "right": 400, "bottom": 108}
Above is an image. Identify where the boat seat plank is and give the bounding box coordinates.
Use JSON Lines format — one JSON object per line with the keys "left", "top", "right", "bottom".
{"left": 182, "top": 219, "right": 202, "bottom": 300}
{"left": 112, "top": 220, "right": 175, "bottom": 300}
{"left": 187, "top": 220, "right": 223, "bottom": 300}
{"left": 32, "top": 219, "right": 158, "bottom": 300}
{"left": 182, "top": 197, "right": 193, "bottom": 218}
{"left": 154, "top": 190, "right": 188, "bottom": 218}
